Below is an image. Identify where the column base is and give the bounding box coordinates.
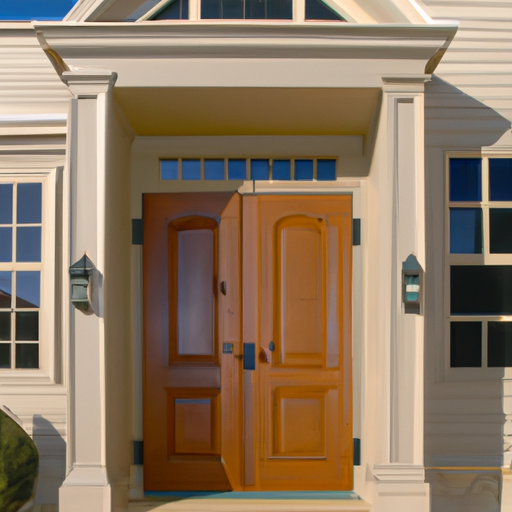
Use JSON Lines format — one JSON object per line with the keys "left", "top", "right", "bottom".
{"left": 59, "top": 466, "right": 111, "bottom": 512}
{"left": 372, "top": 464, "right": 429, "bottom": 512}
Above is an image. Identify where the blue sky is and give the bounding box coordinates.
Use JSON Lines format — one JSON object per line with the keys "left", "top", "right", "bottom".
{"left": 0, "top": 0, "right": 79, "bottom": 21}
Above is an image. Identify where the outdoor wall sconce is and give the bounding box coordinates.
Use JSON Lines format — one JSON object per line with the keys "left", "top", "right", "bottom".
{"left": 69, "top": 254, "right": 95, "bottom": 313}
{"left": 402, "top": 254, "right": 422, "bottom": 315}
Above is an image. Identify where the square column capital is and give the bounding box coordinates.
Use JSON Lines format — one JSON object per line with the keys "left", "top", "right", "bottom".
{"left": 62, "top": 69, "right": 117, "bottom": 98}
{"left": 382, "top": 75, "right": 431, "bottom": 94}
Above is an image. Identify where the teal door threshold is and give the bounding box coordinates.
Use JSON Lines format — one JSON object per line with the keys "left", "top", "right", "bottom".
{"left": 129, "top": 491, "right": 372, "bottom": 512}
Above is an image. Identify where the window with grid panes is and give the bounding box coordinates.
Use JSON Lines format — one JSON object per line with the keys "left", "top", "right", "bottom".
{"left": 448, "top": 157, "right": 512, "bottom": 368}
{"left": 0, "top": 182, "right": 42, "bottom": 369}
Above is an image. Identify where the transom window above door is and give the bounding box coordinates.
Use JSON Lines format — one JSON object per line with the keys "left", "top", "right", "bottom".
{"left": 160, "top": 157, "right": 338, "bottom": 181}
{"left": 133, "top": 0, "right": 346, "bottom": 21}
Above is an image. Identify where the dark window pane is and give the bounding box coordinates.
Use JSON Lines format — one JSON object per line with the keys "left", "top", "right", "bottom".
{"left": 0, "top": 271, "right": 12, "bottom": 308}
{"left": 16, "top": 227, "right": 41, "bottom": 262}
{"left": 251, "top": 160, "right": 269, "bottom": 180}
{"left": 222, "top": 0, "right": 243, "bottom": 18}
{"left": 182, "top": 160, "right": 201, "bottom": 180}
{"left": 153, "top": 0, "right": 189, "bottom": 19}
{"left": 451, "top": 266, "right": 512, "bottom": 315}
{"left": 449, "top": 158, "right": 481, "bottom": 202}
{"left": 273, "top": 160, "right": 291, "bottom": 180}
{"left": 15, "top": 312, "right": 38, "bottom": 341}
{"left": 488, "top": 322, "right": 512, "bottom": 367}
{"left": 0, "top": 344, "right": 10, "bottom": 368}
{"left": 246, "top": 0, "right": 265, "bottom": 18}
{"left": 15, "top": 344, "right": 38, "bottom": 369}
{"left": 161, "top": 160, "right": 178, "bottom": 180}
{"left": 228, "top": 160, "right": 246, "bottom": 180}
{"left": 305, "top": 0, "right": 344, "bottom": 20}
{"left": 317, "top": 159, "right": 337, "bottom": 181}
{"left": 490, "top": 209, "right": 512, "bottom": 253}
{"left": 0, "top": 313, "right": 10, "bottom": 341}
{"left": 450, "top": 208, "right": 482, "bottom": 254}
{"left": 450, "top": 322, "right": 482, "bottom": 367}
{"left": 266, "top": 0, "right": 292, "bottom": 19}
{"left": 204, "top": 160, "right": 224, "bottom": 180}
{"left": 202, "top": 0, "right": 221, "bottom": 18}
{"left": 0, "top": 184, "right": 13, "bottom": 224}
{"left": 295, "top": 159, "right": 313, "bottom": 180}
{"left": 17, "top": 183, "right": 42, "bottom": 224}
{"left": 202, "top": 0, "right": 243, "bottom": 18}
{"left": 489, "top": 159, "right": 512, "bottom": 201}
{"left": 0, "top": 227, "right": 12, "bottom": 262}
{"left": 16, "top": 272, "right": 40, "bottom": 308}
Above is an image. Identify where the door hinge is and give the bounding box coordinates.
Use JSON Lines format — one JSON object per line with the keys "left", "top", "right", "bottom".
{"left": 352, "top": 219, "right": 361, "bottom": 246}
{"left": 132, "top": 218, "right": 143, "bottom": 245}
{"left": 353, "top": 438, "right": 361, "bottom": 466}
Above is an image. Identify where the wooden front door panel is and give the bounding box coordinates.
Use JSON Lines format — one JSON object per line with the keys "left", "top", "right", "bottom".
{"left": 143, "top": 193, "right": 242, "bottom": 491}
{"left": 144, "top": 193, "right": 351, "bottom": 491}
{"left": 254, "top": 195, "right": 353, "bottom": 490}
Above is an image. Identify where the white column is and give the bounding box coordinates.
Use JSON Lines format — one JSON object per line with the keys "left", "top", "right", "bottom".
{"left": 372, "top": 76, "right": 429, "bottom": 512}
{"left": 59, "top": 70, "right": 117, "bottom": 512}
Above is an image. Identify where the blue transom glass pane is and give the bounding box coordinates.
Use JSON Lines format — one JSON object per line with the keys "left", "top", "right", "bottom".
{"left": 161, "top": 160, "right": 179, "bottom": 180}
{"left": 272, "top": 160, "right": 291, "bottom": 181}
{"left": 17, "top": 183, "right": 42, "bottom": 224}
{"left": 251, "top": 160, "right": 269, "bottom": 180}
{"left": 16, "top": 227, "right": 41, "bottom": 262}
{"left": 204, "top": 160, "right": 225, "bottom": 180}
{"left": 16, "top": 272, "right": 40, "bottom": 309}
{"left": 450, "top": 208, "right": 482, "bottom": 254}
{"left": 489, "top": 158, "right": 512, "bottom": 201}
{"left": 449, "top": 158, "right": 481, "bottom": 202}
{"left": 0, "top": 228, "right": 12, "bottom": 262}
{"left": 228, "top": 159, "right": 246, "bottom": 180}
{"left": 0, "top": 271, "right": 12, "bottom": 308}
{"left": 317, "top": 159, "right": 337, "bottom": 181}
{"left": 0, "top": 184, "right": 13, "bottom": 224}
{"left": 182, "top": 160, "right": 201, "bottom": 180}
{"left": 295, "top": 159, "right": 313, "bottom": 180}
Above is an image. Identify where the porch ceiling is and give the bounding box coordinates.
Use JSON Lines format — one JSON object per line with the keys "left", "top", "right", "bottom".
{"left": 114, "top": 87, "right": 380, "bottom": 136}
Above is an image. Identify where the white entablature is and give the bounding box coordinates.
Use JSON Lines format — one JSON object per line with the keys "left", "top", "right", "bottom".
{"left": 64, "top": 0, "right": 436, "bottom": 24}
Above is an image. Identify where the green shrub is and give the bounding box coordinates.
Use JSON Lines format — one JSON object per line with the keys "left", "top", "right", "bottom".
{"left": 0, "top": 409, "right": 39, "bottom": 512}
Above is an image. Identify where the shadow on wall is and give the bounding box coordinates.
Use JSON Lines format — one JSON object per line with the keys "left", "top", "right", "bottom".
{"left": 32, "top": 415, "right": 66, "bottom": 507}
{"left": 424, "top": 76, "right": 511, "bottom": 512}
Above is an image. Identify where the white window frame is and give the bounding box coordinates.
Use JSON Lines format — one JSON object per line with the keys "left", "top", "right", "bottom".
{"left": 0, "top": 168, "right": 58, "bottom": 384}
{"left": 445, "top": 151, "right": 512, "bottom": 381}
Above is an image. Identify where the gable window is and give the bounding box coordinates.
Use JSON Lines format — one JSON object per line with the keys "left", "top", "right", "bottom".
{"left": 448, "top": 156, "right": 512, "bottom": 369}
{"left": 141, "top": 0, "right": 345, "bottom": 21}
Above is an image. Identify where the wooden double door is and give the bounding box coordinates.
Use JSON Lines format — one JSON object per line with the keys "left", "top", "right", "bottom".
{"left": 143, "top": 193, "right": 352, "bottom": 491}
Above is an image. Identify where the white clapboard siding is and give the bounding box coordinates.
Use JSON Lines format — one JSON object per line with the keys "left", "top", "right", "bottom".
{"left": 422, "top": 0, "right": 512, "bottom": 122}
{"left": 0, "top": 24, "right": 71, "bottom": 114}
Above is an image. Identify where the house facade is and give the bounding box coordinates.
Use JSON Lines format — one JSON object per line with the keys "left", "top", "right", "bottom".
{"left": 0, "top": 1, "right": 511, "bottom": 511}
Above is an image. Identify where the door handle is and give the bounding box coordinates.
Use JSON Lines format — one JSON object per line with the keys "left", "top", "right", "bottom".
{"left": 259, "top": 348, "right": 270, "bottom": 363}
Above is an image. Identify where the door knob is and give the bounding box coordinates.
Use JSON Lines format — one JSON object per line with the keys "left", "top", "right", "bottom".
{"left": 269, "top": 341, "right": 275, "bottom": 352}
